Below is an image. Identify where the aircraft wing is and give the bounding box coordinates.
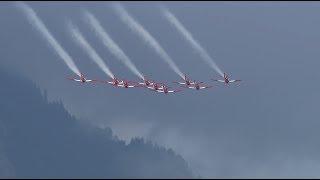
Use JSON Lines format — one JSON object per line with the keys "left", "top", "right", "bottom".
{"left": 146, "top": 86, "right": 155, "bottom": 89}
{"left": 229, "top": 80, "right": 241, "bottom": 83}
{"left": 127, "top": 85, "right": 141, "bottom": 88}
{"left": 85, "top": 79, "right": 98, "bottom": 83}
{"left": 199, "top": 85, "right": 213, "bottom": 89}
{"left": 152, "top": 89, "right": 165, "bottom": 93}
{"left": 167, "top": 90, "right": 181, "bottom": 93}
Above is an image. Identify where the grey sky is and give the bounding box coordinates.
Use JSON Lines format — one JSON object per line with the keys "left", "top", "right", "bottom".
{"left": 1, "top": 1, "right": 320, "bottom": 178}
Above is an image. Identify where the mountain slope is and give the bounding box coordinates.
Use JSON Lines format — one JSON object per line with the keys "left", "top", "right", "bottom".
{"left": 0, "top": 69, "right": 193, "bottom": 178}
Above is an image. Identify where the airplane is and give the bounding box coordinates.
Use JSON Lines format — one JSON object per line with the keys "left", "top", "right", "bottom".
{"left": 138, "top": 76, "right": 155, "bottom": 87}
{"left": 138, "top": 76, "right": 167, "bottom": 91}
{"left": 135, "top": 75, "right": 164, "bottom": 90}
{"left": 212, "top": 73, "right": 241, "bottom": 85}
{"left": 153, "top": 84, "right": 182, "bottom": 94}
{"left": 67, "top": 73, "right": 96, "bottom": 83}
{"left": 101, "top": 77, "right": 141, "bottom": 88}
{"left": 174, "top": 74, "right": 211, "bottom": 90}
{"left": 173, "top": 74, "right": 196, "bottom": 86}
{"left": 186, "top": 82, "right": 213, "bottom": 90}
{"left": 146, "top": 82, "right": 167, "bottom": 91}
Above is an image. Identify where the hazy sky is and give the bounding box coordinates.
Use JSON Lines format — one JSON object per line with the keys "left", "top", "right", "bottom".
{"left": 1, "top": 2, "right": 320, "bottom": 178}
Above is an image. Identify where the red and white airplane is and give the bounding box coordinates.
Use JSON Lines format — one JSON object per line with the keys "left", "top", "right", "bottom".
{"left": 212, "top": 73, "right": 241, "bottom": 85}
{"left": 101, "top": 77, "right": 141, "bottom": 88}
{"left": 146, "top": 82, "right": 166, "bottom": 91}
{"left": 174, "top": 74, "right": 212, "bottom": 90}
{"left": 138, "top": 76, "right": 155, "bottom": 87}
{"left": 67, "top": 73, "right": 96, "bottom": 83}
{"left": 153, "top": 84, "right": 181, "bottom": 94}
{"left": 173, "top": 74, "right": 196, "bottom": 86}
{"left": 136, "top": 76, "right": 164, "bottom": 90}
{"left": 138, "top": 76, "right": 168, "bottom": 91}
{"left": 186, "top": 82, "right": 213, "bottom": 90}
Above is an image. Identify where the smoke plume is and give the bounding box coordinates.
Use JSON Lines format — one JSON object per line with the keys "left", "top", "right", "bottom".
{"left": 113, "top": 3, "right": 184, "bottom": 79}
{"left": 16, "top": 2, "right": 81, "bottom": 76}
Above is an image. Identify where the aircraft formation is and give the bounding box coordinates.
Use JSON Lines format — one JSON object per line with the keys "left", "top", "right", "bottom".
{"left": 17, "top": 2, "right": 242, "bottom": 95}
{"left": 67, "top": 73, "right": 241, "bottom": 94}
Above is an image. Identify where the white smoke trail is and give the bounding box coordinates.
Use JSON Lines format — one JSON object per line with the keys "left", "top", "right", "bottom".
{"left": 84, "top": 10, "right": 144, "bottom": 79}
{"left": 16, "top": 2, "right": 81, "bottom": 76}
{"left": 112, "top": 3, "right": 184, "bottom": 79}
{"left": 162, "top": 7, "right": 224, "bottom": 77}
{"left": 68, "top": 22, "right": 115, "bottom": 79}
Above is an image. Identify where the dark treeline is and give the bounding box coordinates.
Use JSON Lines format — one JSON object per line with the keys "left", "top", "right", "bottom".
{"left": 0, "top": 69, "right": 193, "bottom": 178}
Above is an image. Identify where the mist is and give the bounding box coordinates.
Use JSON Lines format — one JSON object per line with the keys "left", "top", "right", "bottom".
{"left": 5, "top": 2, "right": 320, "bottom": 178}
